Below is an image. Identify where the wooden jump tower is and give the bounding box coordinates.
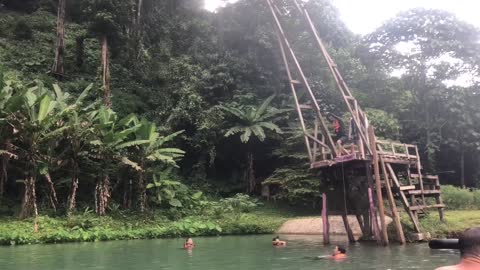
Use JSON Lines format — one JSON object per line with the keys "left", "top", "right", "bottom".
{"left": 266, "top": 0, "right": 445, "bottom": 245}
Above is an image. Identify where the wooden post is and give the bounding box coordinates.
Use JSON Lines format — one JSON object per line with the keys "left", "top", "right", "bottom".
{"left": 380, "top": 156, "right": 406, "bottom": 244}
{"left": 342, "top": 214, "right": 355, "bottom": 242}
{"left": 366, "top": 164, "right": 380, "bottom": 242}
{"left": 322, "top": 193, "right": 330, "bottom": 244}
{"left": 369, "top": 126, "right": 388, "bottom": 245}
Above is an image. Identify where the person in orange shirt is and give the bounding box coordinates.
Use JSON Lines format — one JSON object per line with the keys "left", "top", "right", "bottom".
{"left": 436, "top": 228, "right": 480, "bottom": 270}
{"left": 330, "top": 245, "right": 347, "bottom": 260}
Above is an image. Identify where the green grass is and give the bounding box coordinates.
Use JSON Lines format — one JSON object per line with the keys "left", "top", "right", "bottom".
{"left": 400, "top": 210, "right": 480, "bottom": 239}
{"left": 0, "top": 206, "right": 289, "bottom": 246}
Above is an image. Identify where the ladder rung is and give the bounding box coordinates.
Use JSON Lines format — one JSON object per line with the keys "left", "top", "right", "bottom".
{"left": 409, "top": 204, "right": 445, "bottom": 211}
{"left": 400, "top": 185, "right": 416, "bottom": 191}
{"left": 410, "top": 174, "right": 438, "bottom": 180}
{"left": 407, "top": 190, "right": 441, "bottom": 195}
{"left": 299, "top": 104, "right": 312, "bottom": 109}
{"left": 290, "top": 80, "right": 302, "bottom": 85}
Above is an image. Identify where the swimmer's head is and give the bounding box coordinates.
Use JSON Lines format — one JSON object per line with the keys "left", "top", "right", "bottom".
{"left": 459, "top": 227, "right": 480, "bottom": 258}
{"left": 333, "top": 245, "right": 346, "bottom": 255}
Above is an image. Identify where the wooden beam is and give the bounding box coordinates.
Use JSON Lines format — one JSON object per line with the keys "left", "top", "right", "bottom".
{"left": 400, "top": 185, "right": 416, "bottom": 191}
{"left": 366, "top": 164, "right": 380, "bottom": 243}
{"left": 407, "top": 190, "right": 441, "bottom": 195}
{"left": 409, "top": 204, "right": 445, "bottom": 211}
{"left": 380, "top": 156, "right": 406, "bottom": 244}
{"left": 342, "top": 213, "right": 355, "bottom": 243}
{"left": 322, "top": 193, "right": 329, "bottom": 244}
{"left": 369, "top": 126, "right": 388, "bottom": 245}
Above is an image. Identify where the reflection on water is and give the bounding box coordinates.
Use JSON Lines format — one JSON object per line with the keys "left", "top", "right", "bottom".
{"left": 0, "top": 235, "right": 459, "bottom": 270}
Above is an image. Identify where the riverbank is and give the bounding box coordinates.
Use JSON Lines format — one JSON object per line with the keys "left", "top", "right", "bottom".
{"left": 410, "top": 210, "right": 480, "bottom": 238}
{"left": 0, "top": 206, "right": 289, "bottom": 246}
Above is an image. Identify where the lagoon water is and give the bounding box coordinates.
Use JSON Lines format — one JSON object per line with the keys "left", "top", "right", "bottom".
{"left": 0, "top": 234, "right": 459, "bottom": 270}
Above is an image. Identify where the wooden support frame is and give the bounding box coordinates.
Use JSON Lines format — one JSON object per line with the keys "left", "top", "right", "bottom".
{"left": 369, "top": 127, "right": 388, "bottom": 245}
{"left": 291, "top": 0, "right": 372, "bottom": 156}
{"left": 380, "top": 156, "right": 406, "bottom": 244}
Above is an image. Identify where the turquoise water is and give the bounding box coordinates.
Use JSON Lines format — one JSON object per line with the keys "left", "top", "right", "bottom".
{"left": 0, "top": 235, "right": 459, "bottom": 270}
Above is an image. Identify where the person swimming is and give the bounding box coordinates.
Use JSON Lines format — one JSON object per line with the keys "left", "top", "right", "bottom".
{"left": 330, "top": 245, "right": 347, "bottom": 260}
{"left": 183, "top": 238, "right": 195, "bottom": 249}
{"left": 435, "top": 227, "right": 480, "bottom": 270}
{"left": 272, "top": 236, "right": 287, "bottom": 246}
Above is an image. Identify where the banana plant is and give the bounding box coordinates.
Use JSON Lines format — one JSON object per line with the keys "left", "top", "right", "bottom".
{"left": 52, "top": 83, "right": 97, "bottom": 212}
{"left": 89, "top": 107, "right": 150, "bottom": 215}
{"left": 126, "top": 116, "right": 185, "bottom": 211}
{"left": 5, "top": 82, "right": 67, "bottom": 220}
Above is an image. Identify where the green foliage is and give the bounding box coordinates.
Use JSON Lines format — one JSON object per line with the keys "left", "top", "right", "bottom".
{"left": 220, "top": 95, "right": 285, "bottom": 143}
{"left": 263, "top": 167, "right": 322, "bottom": 205}
{"left": 0, "top": 202, "right": 285, "bottom": 245}
{"left": 365, "top": 108, "right": 400, "bottom": 139}
{"left": 13, "top": 19, "right": 33, "bottom": 40}
{"left": 441, "top": 185, "right": 475, "bottom": 210}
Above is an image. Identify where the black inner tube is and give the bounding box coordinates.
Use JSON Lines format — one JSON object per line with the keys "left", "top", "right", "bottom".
{"left": 429, "top": 239, "right": 460, "bottom": 250}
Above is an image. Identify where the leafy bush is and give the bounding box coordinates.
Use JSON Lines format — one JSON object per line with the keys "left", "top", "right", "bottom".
{"left": 200, "top": 194, "right": 261, "bottom": 218}
{"left": 13, "top": 19, "right": 33, "bottom": 40}
{"left": 218, "top": 194, "right": 260, "bottom": 213}
{"left": 473, "top": 190, "right": 480, "bottom": 209}
{"left": 442, "top": 185, "right": 474, "bottom": 210}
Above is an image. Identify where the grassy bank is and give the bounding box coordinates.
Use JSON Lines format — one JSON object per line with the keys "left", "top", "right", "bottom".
{"left": 399, "top": 210, "right": 480, "bottom": 240}
{"left": 0, "top": 206, "right": 290, "bottom": 246}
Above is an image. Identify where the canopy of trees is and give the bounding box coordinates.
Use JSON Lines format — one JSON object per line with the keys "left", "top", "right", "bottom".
{"left": 0, "top": 0, "right": 479, "bottom": 216}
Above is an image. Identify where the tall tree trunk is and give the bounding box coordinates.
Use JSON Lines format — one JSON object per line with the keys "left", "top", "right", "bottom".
{"left": 138, "top": 159, "right": 147, "bottom": 212}
{"left": 51, "top": 0, "right": 66, "bottom": 76}
{"left": 122, "top": 177, "right": 133, "bottom": 209}
{"left": 19, "top": 174, "right": 38, "bottom": 224}
{"left": 101, "top": 35, "right": 111, "bottom": 108}
{"left": 0, "top": 139, "right": 11, "bottom": 197}
{"left": 460, "top": 148, "right": 465, "bottom": 188}
{"left": 95, "top": 173, "right": 110, "bottom": 216}
{"left": 67, "top": 158, "right": 79, "bottom": 211}
{"left": 246, "top": 151, "right": 255, "bottom": 194}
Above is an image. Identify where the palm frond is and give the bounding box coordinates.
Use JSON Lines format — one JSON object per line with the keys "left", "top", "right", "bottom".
{"left": 225, "top": 126, "right": 244, "bottom": 137}
{"left": 255, "top": 94, "right": 275, "bottom": 120}
{"left": 258, "top": 121, "right": 283, "bottom": 134}
{"left": 219, "top": 105, "right": 247, "bottom": 121}
{"left": 75, "top": 83, "right": 93, "bottom": 105}
{"left": 115, "top": 139, "right": 150, "bottom": 149}
{"left": 240, "top": 127, "right": 252, "bottom": 143}
{"left": 250, "top": 125, "right": 266, "bottom": 141}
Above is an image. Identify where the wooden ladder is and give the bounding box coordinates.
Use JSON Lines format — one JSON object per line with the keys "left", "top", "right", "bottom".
{"left": 377, "top": 142, "right": 444, "bottom": 233}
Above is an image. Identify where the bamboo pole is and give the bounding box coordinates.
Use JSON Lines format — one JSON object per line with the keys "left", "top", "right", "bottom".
{"left": 266, "top": 0, "right": 337, "bottom": 157}
{"left": 369, "top": 126, "right": 388, "bottom": 245}
{"left": 273, "top": 30, "right": 313, "bottom": 162}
